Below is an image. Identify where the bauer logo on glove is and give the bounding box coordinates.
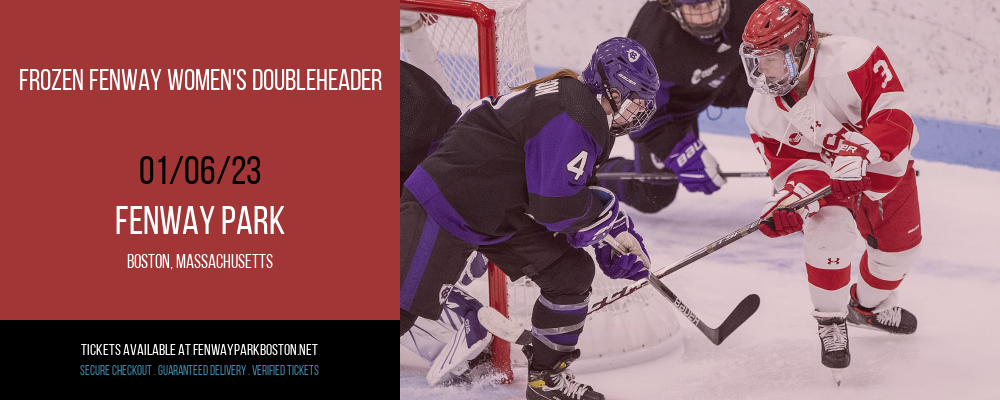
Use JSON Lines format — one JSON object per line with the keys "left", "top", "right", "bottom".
{"left": 667, "top": 132, "right": 727, "bottom": 195}
{"left": 829, "top": 131, "right": 882, "bottom": 200}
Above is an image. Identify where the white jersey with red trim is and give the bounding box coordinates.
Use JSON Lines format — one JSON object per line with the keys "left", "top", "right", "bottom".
{"left": 745, "top": 35, "right": 919, "bottom": 201}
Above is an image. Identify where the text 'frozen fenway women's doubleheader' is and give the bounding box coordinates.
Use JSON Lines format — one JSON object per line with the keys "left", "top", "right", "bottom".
{"left": 18, "top": 68, "right": 382, "bottom": 91}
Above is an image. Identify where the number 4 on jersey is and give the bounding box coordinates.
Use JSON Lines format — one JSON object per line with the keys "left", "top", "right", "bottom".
{"left": 566, "top": 150, "right": 589, "bottom": 181}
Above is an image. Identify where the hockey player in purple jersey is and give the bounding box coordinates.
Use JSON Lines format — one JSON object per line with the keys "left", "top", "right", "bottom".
{"left": 597, "top": 0, "right": 764, "bottom": 213}
{"left": 401, "top": 38, "right": 659, "bottom": 400}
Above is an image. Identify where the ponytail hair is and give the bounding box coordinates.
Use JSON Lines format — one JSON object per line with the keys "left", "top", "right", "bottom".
{"left": 509, "top": 69, "right": 580, "bottom": 91}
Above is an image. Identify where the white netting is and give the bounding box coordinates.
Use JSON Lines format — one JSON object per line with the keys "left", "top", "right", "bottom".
{"left": 400, "top": 0, "right": 536, "bottom": 108}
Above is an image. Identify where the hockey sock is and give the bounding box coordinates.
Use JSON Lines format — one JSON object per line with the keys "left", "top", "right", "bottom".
{"left": 529, "top": 293, "right": 589, "bottom": 370}
{"left": 804, "top": 206, "right": 855, "bottom": 313}
{"left": 856, "top": 245, "right": 918, "bottom": 309}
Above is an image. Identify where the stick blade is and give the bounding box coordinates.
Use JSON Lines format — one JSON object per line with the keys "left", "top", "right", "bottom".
{"left": 712, "top": 294, "right": 761, "bottom": 345}
{"left": 478, "top": 306, "right": 532, "bottom": 345}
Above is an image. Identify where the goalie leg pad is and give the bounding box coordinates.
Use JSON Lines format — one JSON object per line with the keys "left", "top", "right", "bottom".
{"left": 401, "top": 316, "right": 452, "bottom": 363}
{"left": 459, "top": 252, "right": 488, "bottom": 286}
{"left": 425, "top": 287, "right": 493, "bottom": 386}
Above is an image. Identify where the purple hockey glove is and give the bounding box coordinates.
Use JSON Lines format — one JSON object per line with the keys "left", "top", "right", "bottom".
{"left": 667, "top": 132, "right": 727, "bottom": 194}
{"left": 594, "top": 211, "right": 650, "bottom": 281}
{"left": 566, "top": 187, "right": 619, "bottom": 248}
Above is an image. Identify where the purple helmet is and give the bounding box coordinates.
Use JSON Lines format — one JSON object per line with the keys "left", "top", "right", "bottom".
{"left": 659, "top": 0, "right": 731, "bottom": 39}
{"left": 582, "top": 37, "right": 659, "bottom": 137}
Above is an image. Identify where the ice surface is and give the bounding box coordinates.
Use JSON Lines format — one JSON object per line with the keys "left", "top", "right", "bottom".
{"left": 401, "top": 1, "right": 1000, "bottom": 397}
{"left": 400, "top": 132, "right": 1000, "bottom": 399}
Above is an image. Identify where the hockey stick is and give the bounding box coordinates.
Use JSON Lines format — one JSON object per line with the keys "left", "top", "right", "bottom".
{"left": 481, "top": 284, "right": 758, "bottom": 347}
{"left": 480, "top": 187, "right": 830, "bottom": 347}
{"left": 602, "top": 237, "right": 759, "bottom": 345}
{"left": 589, "top": 185, "right": 832, "bottom": 314}
{"left": 595, "top": 171, "right": 769, "bottom": 181}
{"left": 480, "top": 240, "right": 762, "bottom": 346}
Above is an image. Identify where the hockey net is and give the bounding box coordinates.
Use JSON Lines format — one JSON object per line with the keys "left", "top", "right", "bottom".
{"left": 400, "top": 0, "right": 536, "bottom": 106}
{"left": 400, "top": 0, "right": 681, "bottom": 382}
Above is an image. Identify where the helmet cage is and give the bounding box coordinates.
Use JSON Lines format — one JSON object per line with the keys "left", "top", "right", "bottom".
{"left": 740, "top": 43, "right": 803, "bottom": 96}
{"left": 740, "top": 1, "right": 816, "bottom": 96}
{"left": 662, "top": 0, "right": 731, "bottom": 39}
{"left": 615, "top": 94, "right": 656, "bottom": 136}
{"left": 596, "top": 62, "right": 657, "bottom": 136}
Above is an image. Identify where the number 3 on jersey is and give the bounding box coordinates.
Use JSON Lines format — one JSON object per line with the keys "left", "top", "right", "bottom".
{"left": 874, "top": 60, "right": 893, "bottom": 89}
{"left": 566, "top": 150, "right": 588, "bottom": 181}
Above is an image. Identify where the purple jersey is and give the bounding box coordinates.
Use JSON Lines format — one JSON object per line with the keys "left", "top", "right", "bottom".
{"left": 627, "top": 0, "right": 764, "bottom": 139}
{"left": 404, "top": 77, "right": 614, "bottom": 244}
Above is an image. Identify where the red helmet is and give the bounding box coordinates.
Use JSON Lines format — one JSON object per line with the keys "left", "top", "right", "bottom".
{"left": 739, "top": 0, "right": 816, "bottom": 96}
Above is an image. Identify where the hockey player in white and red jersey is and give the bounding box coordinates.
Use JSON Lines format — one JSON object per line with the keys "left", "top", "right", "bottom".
{"left": 738, "top": 0, "right": 920, "bottom": 380}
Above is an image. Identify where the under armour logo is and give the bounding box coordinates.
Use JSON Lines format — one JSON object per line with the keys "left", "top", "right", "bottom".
{"left": 810, "top": 121, "right": 822, "bottom": 132}
{"left": 827, "top": 258, "right": 840, "bottom": 265}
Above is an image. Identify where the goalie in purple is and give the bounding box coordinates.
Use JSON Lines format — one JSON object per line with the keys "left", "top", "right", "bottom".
{"left": 399, "top": 59, "right": 495, "bottom": 386}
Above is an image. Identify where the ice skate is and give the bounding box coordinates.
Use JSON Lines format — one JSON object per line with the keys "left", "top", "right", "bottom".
{"left": 814, "top": 312, "right": 850, "bottom": 386}
{"left": 523, "top": 345, "right": 605, "bottom": 400}
{"left": 847, "top": 284, "right": 917, "bottom": 334}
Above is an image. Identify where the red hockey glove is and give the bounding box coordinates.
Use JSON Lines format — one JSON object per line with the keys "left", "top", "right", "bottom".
{"left": 831, "top": 132, "right": 880, "bottom": 201}
{"left": 759, "top": 209, "right": 804, "bottom": 238}
{"left": 759, "top": 182, "right": 819, "bottom": 238}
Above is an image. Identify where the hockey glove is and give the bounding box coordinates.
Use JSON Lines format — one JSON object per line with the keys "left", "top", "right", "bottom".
{"left": 594, "top": 211, "right": 650, "bottom": 281}
{"left": 759, "top": 182, "right": 819, "bottom": 238}
{"left": 667, "top": 132, "right": 727, "bottom": 194}
{"left": 566, "top": 187, "right": 619, "bottom": 248}
{"left": 831, "top": 132, "right": 881, "bottom": 201}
